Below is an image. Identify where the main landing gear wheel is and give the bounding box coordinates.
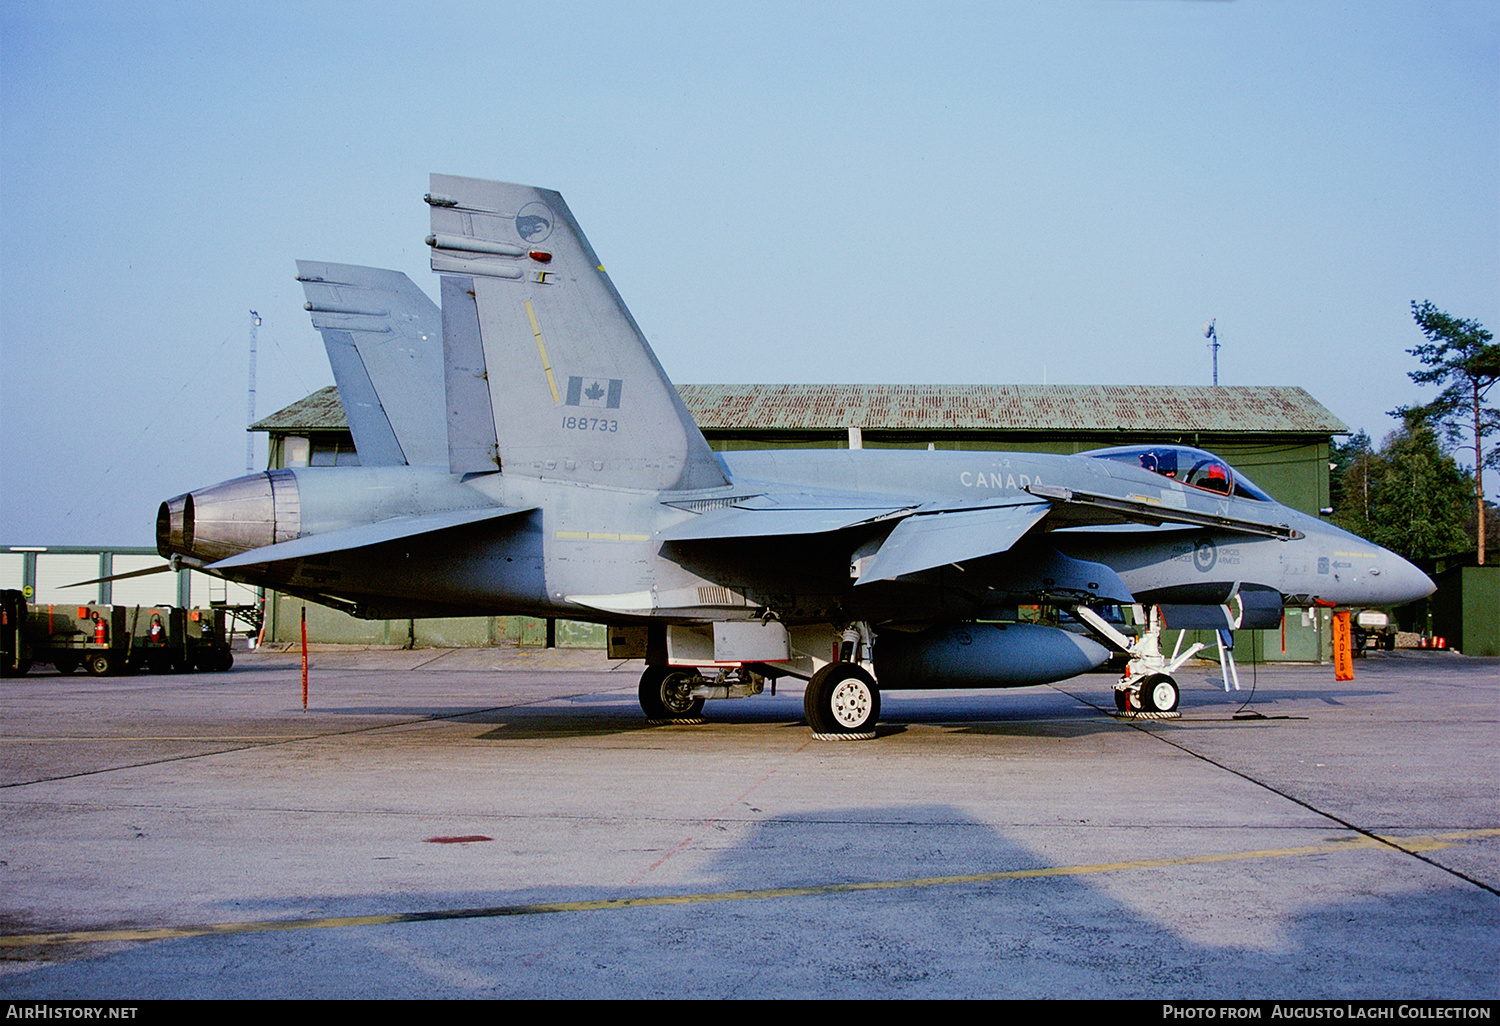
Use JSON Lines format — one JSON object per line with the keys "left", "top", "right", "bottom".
{"left": 804, "top": 662, "right": 879, "bottom": 741}
{"left": 639, "top": 665, "right": 705, "bottom": 725}
{"left": 1139, "top": 674, "right": 1180, "bottom": 713}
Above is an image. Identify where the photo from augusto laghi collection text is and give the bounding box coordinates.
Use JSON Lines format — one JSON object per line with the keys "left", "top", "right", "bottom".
{"left": 1162, "top": 1006, "right": 1494, "bottom": 1020}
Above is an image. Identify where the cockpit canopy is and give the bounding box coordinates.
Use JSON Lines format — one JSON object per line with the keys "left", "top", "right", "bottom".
{"left": 1080, "top": 445, "right": 1274, "bottom": 502}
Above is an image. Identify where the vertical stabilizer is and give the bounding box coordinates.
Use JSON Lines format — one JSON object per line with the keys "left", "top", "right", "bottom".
{"left": 426, "top": 175, "right": 729, "bottom": 492}
{"left": 296, "top": 262, "right": 447, "bottom": 467}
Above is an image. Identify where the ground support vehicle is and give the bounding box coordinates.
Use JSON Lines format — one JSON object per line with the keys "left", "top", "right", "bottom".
{"left": 0, "top": 590, "right": 236, "bottom": 676}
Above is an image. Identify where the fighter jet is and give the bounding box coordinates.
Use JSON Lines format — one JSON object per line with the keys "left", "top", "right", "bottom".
{"left": 156, "top": 174, "right": 1435, "bottom": 739}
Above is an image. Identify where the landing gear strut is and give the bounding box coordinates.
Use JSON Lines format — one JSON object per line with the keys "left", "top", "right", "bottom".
{"left": 637, "top": 664, "right": 768, "bottom": 725}
{"left": 1073, "top": 604, "right": 1194, "bottom": 717}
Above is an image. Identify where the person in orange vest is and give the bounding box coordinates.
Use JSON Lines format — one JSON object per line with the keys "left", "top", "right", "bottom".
{"left": 93, "top": 615, "right": 107, "bottom": 646}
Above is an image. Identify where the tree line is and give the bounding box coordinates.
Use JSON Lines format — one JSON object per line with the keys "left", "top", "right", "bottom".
{"left": 1328, "top": 301, "right": 1497, "bottom": 564}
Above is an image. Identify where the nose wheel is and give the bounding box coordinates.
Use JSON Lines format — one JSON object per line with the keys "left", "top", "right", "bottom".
{"left": 1115, "top": 673, "right": 1179, "bottom": 716}
{"left": 1140, "top": 673, "right": 1179, "bottom": 713}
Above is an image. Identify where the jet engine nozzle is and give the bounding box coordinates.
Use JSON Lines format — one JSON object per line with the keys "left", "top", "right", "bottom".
{"left": 875, "top": 622, "right": 1110, "bottom": 690}
{"left": 156, "top": 470, "right": 300, "bottom": 564}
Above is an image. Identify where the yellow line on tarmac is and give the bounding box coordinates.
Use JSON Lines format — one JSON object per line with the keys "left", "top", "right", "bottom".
{"left": 3, "top": 828, "right": 1494, "bottom": 949}
{"left": 0, "top": 736, "right": 315, "bottom": 742}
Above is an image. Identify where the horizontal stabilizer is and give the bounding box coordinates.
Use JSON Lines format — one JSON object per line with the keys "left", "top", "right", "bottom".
{"left": 61, "top": 564, "right": 175, "bottom": 590}
{"left": 296, "top": 262, "right": 447, "bottom": 467}
{"left": 207, "top": 505, "right": 534, "bottom": 571}
{"left": 854, "top": 502, "right": 1051, "bottom": 584}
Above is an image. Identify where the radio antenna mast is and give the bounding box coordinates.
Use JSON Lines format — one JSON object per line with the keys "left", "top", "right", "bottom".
{"left": 1204, "top": 319, "right": 1220, "bottom": 386}
{"left": 247, "top": 310, "right": 261, "bottom": 471}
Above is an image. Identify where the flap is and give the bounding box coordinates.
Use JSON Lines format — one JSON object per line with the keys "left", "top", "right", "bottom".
{"left": 854, "top": 502, "right": 1052, "bottom": 584}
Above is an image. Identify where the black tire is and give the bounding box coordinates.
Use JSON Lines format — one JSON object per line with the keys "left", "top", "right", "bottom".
{"left": 804, "top": 662, "right": 880, "bottom": 740}
{"left": 639, "top": 666, "right": 705, "bottom": 723}
{"left": 53, "top": 657, "right": 78, "bottom": 676}
{"left": 86, "top": 653, "right": 113, "bottom": 677}
{"left": 1139, "top": 674, "right": 1179, "bottom": 713}
{"left": 1114, "top": 687, "right": 1129, "bottom": 712}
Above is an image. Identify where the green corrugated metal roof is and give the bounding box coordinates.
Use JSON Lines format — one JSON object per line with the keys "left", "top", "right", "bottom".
{"left": 676, "top": 384, "right": 1347, "bottom": 434}
{"left": 254, "top": 383, "right": 1347, "bottom": 435}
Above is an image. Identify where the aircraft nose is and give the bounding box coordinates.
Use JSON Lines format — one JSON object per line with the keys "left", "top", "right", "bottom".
{"left": 1378, "top": 550, "right": 1436, "bottom": 606}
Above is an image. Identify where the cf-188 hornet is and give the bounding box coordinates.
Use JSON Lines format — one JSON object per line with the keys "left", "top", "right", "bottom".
{"left": 156, "top": 175, "right": 1434, "bottom": 739}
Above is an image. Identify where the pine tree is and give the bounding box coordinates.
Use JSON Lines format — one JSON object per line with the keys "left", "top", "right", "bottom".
{"left": 1395, "top": 302, "right": 1498, "bottom": 563}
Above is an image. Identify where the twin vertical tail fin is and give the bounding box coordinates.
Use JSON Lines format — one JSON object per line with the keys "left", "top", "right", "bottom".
{"left": 295, "top": 262, "right": 448, "bottom": 468}
{"left": 426, "top": 174, "right": 729, "bottom": 492}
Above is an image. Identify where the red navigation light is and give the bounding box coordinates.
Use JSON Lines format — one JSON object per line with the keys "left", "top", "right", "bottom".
{"left": 529, "top": 250, "right": 553, "bottom": 263}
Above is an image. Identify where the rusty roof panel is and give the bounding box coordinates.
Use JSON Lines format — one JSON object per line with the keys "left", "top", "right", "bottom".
{"left": 675, "top": 384, "right": 1347, "bottom": 434}
{"left": 255, "top": 383, "right": 1347, "bottom": 436}
{"left": 251, "top": 385, "right": 350, "bottom": 431}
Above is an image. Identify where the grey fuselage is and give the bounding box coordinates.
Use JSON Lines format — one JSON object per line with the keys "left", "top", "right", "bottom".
{"left": 181, "top": 446, "right": 1433, "bottom": 626}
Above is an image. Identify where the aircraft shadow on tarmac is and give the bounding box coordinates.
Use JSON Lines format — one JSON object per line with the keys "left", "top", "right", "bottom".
{"left": 296, "top": 676, "right": 1379, "bottom": 742}
{"left": 314, "top": 675, "right": 1360, "bottom": 742}
{"left": 5, "top": 802, "right": 1493, "bottom": 999}
{"left": 438, "top": 687, "right": 1149, "bottom": 741}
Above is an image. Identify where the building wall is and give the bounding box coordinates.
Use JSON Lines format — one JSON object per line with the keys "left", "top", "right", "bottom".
{"left": 1, "top": 545, "right": 258, "bottom": 618}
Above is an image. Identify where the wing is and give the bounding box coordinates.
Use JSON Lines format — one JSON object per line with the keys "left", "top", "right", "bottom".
{"left": 657, "top": 470, "right": 1298, "bottom": 600}
{"left": 296, "top": 262, "right": 448, "bottom": 468}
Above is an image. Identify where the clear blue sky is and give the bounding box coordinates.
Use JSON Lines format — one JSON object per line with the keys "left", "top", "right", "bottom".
{"left": 2, "top": 1, "right": 1495, "bottom": 545}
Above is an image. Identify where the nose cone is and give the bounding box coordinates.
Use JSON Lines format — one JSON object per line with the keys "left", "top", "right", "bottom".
{"left": 1378, "top": 550, "right": 1437, "bottom": 606}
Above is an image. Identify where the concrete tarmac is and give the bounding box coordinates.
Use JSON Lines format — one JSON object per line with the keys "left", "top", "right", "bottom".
{"left": 0, "top": 645, "right": 1496, "bottom": 1000}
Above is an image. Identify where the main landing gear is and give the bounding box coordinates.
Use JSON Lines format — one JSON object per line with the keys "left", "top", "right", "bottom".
{"left": 636, "top": 625, "right": 880, "bottom": 740}
{"left": 1113, "top": 672, "right": 1180, "bottom": 714}
{"left": 803, "top": 661, "right": 880, "bottom": 741}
